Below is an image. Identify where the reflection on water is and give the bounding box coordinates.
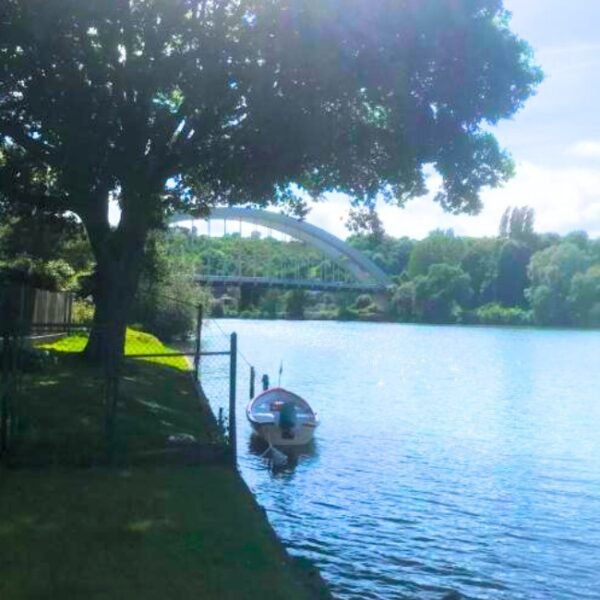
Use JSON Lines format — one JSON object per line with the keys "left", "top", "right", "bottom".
{"left": 247, "top": 434, "right": 319, "bottom": 474}
{"left": 220, "top": 320, "right": 600, "bottom": 600}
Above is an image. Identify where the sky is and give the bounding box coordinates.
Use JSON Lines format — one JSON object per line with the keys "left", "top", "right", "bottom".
{"left": 303, "top": 0, "right": 600, "bottom": 240}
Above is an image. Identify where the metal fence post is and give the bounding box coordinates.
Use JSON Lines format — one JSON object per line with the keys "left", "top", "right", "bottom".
{"left": 229, "top": 332, "right": 237, "bottom": 468}
{"left": 0, "top": 334, "right": 8, "bottom": 454}
{"left": 194, "top": 304, "right": 203, "bottom": 382}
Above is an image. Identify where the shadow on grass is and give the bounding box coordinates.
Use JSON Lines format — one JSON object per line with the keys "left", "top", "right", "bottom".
{"left": 10, "top": 350, "right": 227, "bottom": 468}
{"left": 0, "top": 466, "right": 326, "bottom": 600}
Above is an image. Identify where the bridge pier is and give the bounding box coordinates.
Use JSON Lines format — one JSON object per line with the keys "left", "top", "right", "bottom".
{"left": 239, "top": 283, "right": 261, "bottom": 312}
{"left": 374, "top": 290, "right": 391, "bottom": 314}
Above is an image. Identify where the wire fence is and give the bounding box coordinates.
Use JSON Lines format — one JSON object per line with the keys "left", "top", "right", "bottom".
{"left": 0, "top": 284, "right": 240, "bottom": 467}
{"left": 0, "top": 331, "right": 22, "bottom": 456}
{"left": 195, "top": 318, "right": 238, "bottom": 458}
{"left": 0, "top": 284, "right": 72, "bottom": 456}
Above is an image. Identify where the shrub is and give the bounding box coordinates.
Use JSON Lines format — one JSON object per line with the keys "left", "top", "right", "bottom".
{"left": 354, "top": 294, "right": 374, "bottom": 310}
{"left": 473, "top": 303, "right": 532, "bottom": 326}
{"left": 149, "top": 301, "right": 196, "bottom": 341}
{"left": 1, "top": 257, "right": 76, "bottom": 291}
{"left": 413, "top": 263, "right": 472, "bottom": 323}
{"left": 258, "top": 290, "right": 280, "bottom": 318}
{"left": 336, "top": 305, "right": 360, "bottom": 321}
{"left": 72, "top": 299, "right": 94, "bottom": 325}
{"left": 131, "top": 278, "right": 210, "bottom": 342}
{"left": 392, "top": 282, "right": 416, "bottom": 321}
{"left": 285, "top": 290, "right": 306, "bottom": 319}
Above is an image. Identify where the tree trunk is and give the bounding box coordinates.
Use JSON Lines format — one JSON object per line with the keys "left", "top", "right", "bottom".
{"left": 84, "top": 261, "right": 137, "bottom": 364}
{"left": 81, "top": 200, "right": 148, "bottom": 366}
{"left": 77, "top": 187, "right": 153, "bottom": 460}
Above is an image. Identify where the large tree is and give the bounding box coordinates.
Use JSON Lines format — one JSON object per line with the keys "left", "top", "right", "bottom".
{"left": 407, "top": 230, "right": 466, "bottom": 278}
{"left": 414, "top": 263, "right": 472, "bottom": 323}
{"left": 0, "top": 0, "right": 541, "bottom": 360}
{"left": 495, "top": 239, "right": 531, "bottom": 307}
{"left": 526, "top": 242, "right": 589, "bottom": 326}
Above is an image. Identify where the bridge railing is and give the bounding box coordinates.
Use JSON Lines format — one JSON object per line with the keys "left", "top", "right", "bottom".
{"left": 170, "top": 207, "right": 393, "bottom": 288}
{"left": 197, "top": 274, "right": 388, "bottom": 293}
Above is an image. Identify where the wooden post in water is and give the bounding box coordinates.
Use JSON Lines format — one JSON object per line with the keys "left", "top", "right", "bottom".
{"left": 229, "top": 332, "right": 237, "bottom": 468}
{"left": 249, "top": 366, "right": 255, "bottom": 399}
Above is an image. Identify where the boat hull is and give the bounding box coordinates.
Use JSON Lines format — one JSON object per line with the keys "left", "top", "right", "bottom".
{"left": 248, "top": 420, "right": 317, "bottom": 447}
{"left": 246, "top": 387, "right": 318, "bottom": 447}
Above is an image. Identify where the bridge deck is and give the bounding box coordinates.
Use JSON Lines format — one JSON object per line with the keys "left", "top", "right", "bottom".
{"left": 196, "top": 275, "right": 388, "bottom": 293}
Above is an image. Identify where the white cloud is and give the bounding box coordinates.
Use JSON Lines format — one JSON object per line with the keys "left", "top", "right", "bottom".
{"left": 481, "top": 162, "right": 600, "bottom": 237}
{"left": 305, "top": 162, "right": 600, "bottom": 240}
{"left": 566, "top": 141, "right": 600, "bottom": 160}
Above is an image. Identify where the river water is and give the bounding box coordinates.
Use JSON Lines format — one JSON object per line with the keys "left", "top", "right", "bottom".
{"left": 211, "top": 320, "right": 600, "bottom": 599}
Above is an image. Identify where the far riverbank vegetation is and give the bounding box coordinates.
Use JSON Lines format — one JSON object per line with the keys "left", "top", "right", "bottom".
{"left": 1, "top": 206, "right": 598, "bottom": 333}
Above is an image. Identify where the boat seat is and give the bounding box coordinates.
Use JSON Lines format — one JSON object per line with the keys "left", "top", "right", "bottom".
{"left": 252, "top": 411, "right": 275, "bottom": 423}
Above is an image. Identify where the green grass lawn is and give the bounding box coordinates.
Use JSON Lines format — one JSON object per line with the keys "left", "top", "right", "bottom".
{"left": 41, "top": 327, "right": 190, "bottom": 371}
{"left": 1, "top": 331, "right": 329, "bottom": 599}
{"left": 13, "top": 329, "right": 217, "bottom": 466}
{"left": 0, "top": 466, "right": 315, "bottom": 599}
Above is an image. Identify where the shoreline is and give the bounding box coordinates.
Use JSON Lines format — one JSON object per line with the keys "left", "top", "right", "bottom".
{"left": 184, "top": 352, "right": 333, "bottom": 598}
{"left": 212, "top": 314, "right": 600, "bottom": 333}
{"left": 1, "top": 334, "right": 332, "bottom": 599}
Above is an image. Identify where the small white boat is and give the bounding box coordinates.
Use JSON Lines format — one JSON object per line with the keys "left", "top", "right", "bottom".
{"left": 246, "top": 387, "right": 319, "bottom": 446}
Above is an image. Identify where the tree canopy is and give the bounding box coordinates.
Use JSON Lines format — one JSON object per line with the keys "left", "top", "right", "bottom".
{"left": 0, "top": 0, "right": 542, "bottom": 357}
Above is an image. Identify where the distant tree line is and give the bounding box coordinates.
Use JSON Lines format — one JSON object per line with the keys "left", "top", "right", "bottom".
{"left": 0, "top": 210, "right": 94, "bottom": 292}
{"left": 350, "top": 207, "right": 600, "bottom": 327}
{"left": 1, "top": 206, "right": 598, "bottom": 329}
{"left": 144, "top": 208, "right": 600, "bottom": 328}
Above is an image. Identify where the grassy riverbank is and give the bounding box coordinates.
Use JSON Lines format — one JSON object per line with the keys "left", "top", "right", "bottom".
{"left": 10, "top": 332, "right": 215, "bottom": 467}
{"left": 1, "top": 331, "right": 329, "bottom": 599}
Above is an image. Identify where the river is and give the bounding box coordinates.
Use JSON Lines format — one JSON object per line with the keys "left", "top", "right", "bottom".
{"left": 208, "top": 320, "right": 600, "bottom": 599}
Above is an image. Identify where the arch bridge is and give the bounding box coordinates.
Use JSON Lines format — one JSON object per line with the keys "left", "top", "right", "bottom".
{"left": 169, "top": 207, "right": 393, "bottom": 293}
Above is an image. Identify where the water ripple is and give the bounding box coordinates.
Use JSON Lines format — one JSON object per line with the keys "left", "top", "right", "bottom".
{"left": 232, "top": 320, "right": 600, "bottom": 599}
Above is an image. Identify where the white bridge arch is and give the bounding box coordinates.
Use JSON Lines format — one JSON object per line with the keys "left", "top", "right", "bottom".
{"left": 169, "top": 207, "right": 393, "bottom": 291}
